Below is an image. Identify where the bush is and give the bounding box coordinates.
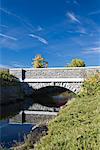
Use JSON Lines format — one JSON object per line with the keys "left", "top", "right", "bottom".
{"left": 68, "top": 58, "right": 85, "bottom": 67}
{"left": 32, "top": 54, "right": 48, "bottom": 68}
{"left": 0, "top": 71, "right": 19, "bottom": 85}
{"left": 80, "top": 73, "right": 100, "bottom": 96}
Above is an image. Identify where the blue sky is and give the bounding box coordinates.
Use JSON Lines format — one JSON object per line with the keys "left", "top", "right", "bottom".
{"left": 0, "top": 0, "right": 100, "bottom": 68}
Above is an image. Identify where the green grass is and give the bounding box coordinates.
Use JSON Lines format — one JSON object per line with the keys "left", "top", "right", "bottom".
{"left": 35, "top": 93, "right": 100, "bottom": 150}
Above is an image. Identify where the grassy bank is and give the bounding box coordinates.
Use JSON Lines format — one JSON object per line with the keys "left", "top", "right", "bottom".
{"left": 35, "top": 93, "right": 100, "bottom": 150}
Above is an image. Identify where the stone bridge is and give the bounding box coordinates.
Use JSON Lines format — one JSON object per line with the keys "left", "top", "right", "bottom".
{"left": 9, "top": 66, "right": 100, "bottom": 94}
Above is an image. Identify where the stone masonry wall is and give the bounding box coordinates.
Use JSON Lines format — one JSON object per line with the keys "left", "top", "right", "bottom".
{"left": 9, "top": 67, "right": 100, "bottom": 80}
{"left": 8, "top": 67, "right": 100, "bottom": 94}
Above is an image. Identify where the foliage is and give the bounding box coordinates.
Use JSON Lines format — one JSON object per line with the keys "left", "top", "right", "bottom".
{"left": 80, "top": 73, "right": 100, "bottom": 96}
{"left": 32, "top": 54, "right": 48, "bottom": 68}
{"left": 68, "top": 58, "right": 86, "bottom": 67}
{"left": 35, "top": 75, "right": 100, "bottom": 150}
{"left": 0, "top": 71, "right": 19, "bottom": 85}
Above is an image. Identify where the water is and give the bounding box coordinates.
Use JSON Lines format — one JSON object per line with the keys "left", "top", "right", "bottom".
{"left": 0, "top": 90, "right": 74, "bottom": 149}
{"left": 0, "top": 120, "right": 33, "bottom": 149}
{"left": 0, "top": 98, "right": 35, "bottom": 149}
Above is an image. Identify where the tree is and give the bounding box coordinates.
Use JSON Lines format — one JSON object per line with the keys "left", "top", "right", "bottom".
{"left": 32, "top": 54, "right": 48, "bottom": 68}
{"left": 67, "top": 58, "right": 86, "bottom": 67}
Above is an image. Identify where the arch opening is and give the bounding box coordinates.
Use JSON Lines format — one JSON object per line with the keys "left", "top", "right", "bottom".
{"left": 33, "top": 86, "right": 76, "bottom": 107}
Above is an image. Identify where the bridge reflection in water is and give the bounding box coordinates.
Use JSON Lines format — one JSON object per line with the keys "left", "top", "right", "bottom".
{"left": 0, "top": 88, "right": 75, "bottom": 148}
{"left": 0, "top": 88, "right": 74, "bottom": 118}
{"left": 0, "top": 86, "right": 75, "bottom": 124}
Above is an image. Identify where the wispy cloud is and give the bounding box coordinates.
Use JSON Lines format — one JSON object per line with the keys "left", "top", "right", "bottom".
{"left": 29, "top": 34, "right": 48, "bottom": 45}
{"left": 67, "top": 27, "right": 87, "bottom": 34}
{"left": 0, "top": 33, "right": 17, "bottom": 41}
{"left": 0, "top": 62, "right": 28, "bottom": 68}
{"left": 73, "top": 0, "right": 80, "bottom": 5}
{"left": 66, "top": 12, "right": 81, "bottom": 24}
{"left": 76, "top": 27, "right": 87, "bottom": 34}
{"left": 88, "top": 10, "right": 100, "bottom": 15}
{"left": 0, "top": 24, "right": 8, "bottom": 28}
{"left": 0, "top": 7, "right": 24, "bottom": 22}
{"left": 83, "top": 47, "right": 100, "bottom": 54}
{"left": 37, "top": 26, "right": 43, "bottom": 31}
{"left": 91, "top": 47, "right": 100, "bottom": 51}
{"left": 0, "top": 64, "right": 10, "bottom": 68}
{"left": 11, "top": 61, "right": 29, "bottom": 68}
{"left": 0, "top": 7, "right": 35, "bottom": 32}
{"left": 66, "top": 0, "right": 80, "bottom": 6}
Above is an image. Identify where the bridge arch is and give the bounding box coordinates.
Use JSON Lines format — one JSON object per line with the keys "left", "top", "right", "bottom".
{"left": 28, "top": 82, "right": 82, "bottom": 94}
{"left": 9, "top": 67, "right": 100, "bottom": 96}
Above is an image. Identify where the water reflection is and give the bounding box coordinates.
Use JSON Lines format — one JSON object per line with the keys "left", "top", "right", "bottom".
{"left": 0, "top": 98, "right": 34, "bottom": 120}
{"left": 0, "top": 89, "right": 75, "bottom": 120}
{"left": 0, "top": 120, "right": 33, "bottom": 148}
{"left": 0, "top": 89, "right": 75, "bottom": 148}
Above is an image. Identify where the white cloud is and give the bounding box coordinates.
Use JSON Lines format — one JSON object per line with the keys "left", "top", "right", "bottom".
{"left": 0, "top": 24, "right": 8, "bottom": 28}
{"left": 66, "top": 12, "right": 81, "bottom": 24}
{"left": 73, "top": 0, "right": 79, "bottom": 5}
{"left": 66, "top": 0, "right": 80, "bottom": 6}
{"left": 0, "top": 33, "right": 17, "bottom": 41}
{"left": 0, "top": 7, "right": 21, "bottom": 19}
{"left": 0, "top": 63, "right": 26, "bottom": 68}
{"left": 11, "top": 61, "right": 27, "bottom": 68}
{"left": 68, "top": 27, "right": 87, "bottom": 34}
{"left": 37, "top": 26, "right": 43, "bottom": 31}
{"left": 0, "top": 7, "right": 35, "bottom": 32}
{"left": 0, "top": 64, "right": 10, "bottom": 68}
{"left": 76, "top": 27, "right": 87, "bottom": 34}
{"left": 29, "top": 34, "right": 48, "bottom": 45}
{"left": 88, "top": 10, "right": 100, "bottom": 15}
{"left": 83, "top": 47, "right": 100, "bottom": 54}
{"left": 91, "top": 47, "right": 100, "bottom": 51}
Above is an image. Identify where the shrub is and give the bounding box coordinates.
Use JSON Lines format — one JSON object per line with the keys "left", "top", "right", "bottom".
{"left": 68, "top": 58, "right": 85, "bottom": 67}
{"left": 0, "top": 71, "right": 19, "bottom": 85}
{"left": 80, "top": 73, "right": 100, "bottom": 96}
{"left": 32, "top": 54, "right": 48, "bottom": 68}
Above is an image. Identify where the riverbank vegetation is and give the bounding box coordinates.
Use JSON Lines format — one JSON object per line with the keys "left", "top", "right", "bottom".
{"left": 34, "top": 73, "right": 100, "bottom": 150}
{"left": 0, "top": 70, "right": 19, "bottom": 86}
{"left": 0, "top": 71, "right": 24, "bottom": 106}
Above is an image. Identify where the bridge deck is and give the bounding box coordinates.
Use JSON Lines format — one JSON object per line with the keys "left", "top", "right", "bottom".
{"left": 20, "top": 78, "right": 84, "bottom": 82}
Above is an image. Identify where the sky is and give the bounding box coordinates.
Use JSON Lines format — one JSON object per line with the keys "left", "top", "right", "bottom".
{"left": 0, "top": 0, "right": 100, "bottom": 68}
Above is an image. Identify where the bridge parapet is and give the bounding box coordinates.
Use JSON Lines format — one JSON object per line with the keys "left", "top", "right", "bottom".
{"left": 9, "top": 67, "right": 100, "bottom": 94}
{"left": 9, "top": 66, "right": 100, "bottom": 80}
